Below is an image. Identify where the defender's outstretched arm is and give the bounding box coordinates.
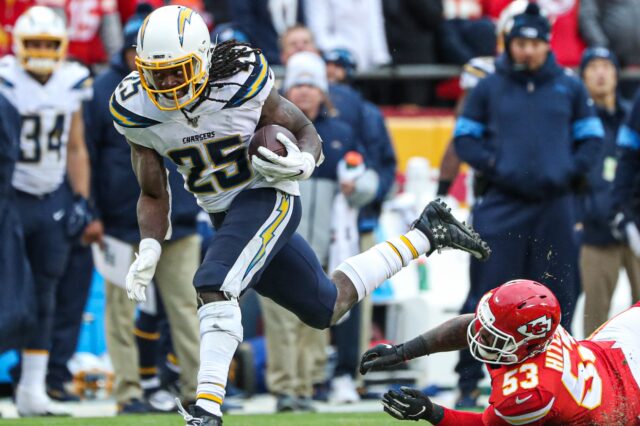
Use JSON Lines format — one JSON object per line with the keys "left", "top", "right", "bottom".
{"left": 360, "top": 313, "right": 474, "bottom": 374}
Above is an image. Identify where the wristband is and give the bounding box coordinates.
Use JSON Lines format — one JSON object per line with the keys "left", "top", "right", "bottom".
{"left": 139, "top": 238, "right": 162, "bottom": 260}
{"left": 402, "top": 335, "right": 430, "bottom": 360}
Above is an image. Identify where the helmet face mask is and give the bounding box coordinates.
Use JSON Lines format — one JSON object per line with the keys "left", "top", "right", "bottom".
{"left": 135, "top": 6, "right": 212, "bottom": 111}
{"left": 468, "top": 300, "right": 522, "bottom": 365}
{"left": 13, "top": 6, "right": 68, "bottom": 76}
{"left": 467, "top": 280, "right": 561, "bottom": 365}
{"left": 136, "top": 53, "right": 205, "bottom": 110}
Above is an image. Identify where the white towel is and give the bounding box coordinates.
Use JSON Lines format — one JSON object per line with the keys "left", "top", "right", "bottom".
{"left": 328, "top": 193, "right": 360, "bottom": 272}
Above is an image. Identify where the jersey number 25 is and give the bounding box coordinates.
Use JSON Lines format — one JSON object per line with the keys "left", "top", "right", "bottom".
{"left": 167, "top": 135, "right": 252, "bottom": 194}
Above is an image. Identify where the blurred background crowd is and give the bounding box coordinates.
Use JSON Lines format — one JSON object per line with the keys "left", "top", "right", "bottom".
{"left": 2, "top": 0, "right": 640, "bottom": 419}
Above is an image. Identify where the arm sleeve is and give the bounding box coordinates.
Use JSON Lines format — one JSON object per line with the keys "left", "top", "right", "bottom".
{"left": 436, "top": 407, "right": 485, "bottom": 425}
{"left": 453, "top": 80, "right": 494, "bottom": 174}
{"left": 578, "top": 0, "right": 610, "bottom": 47}
{"left": 571, "top": 82, "right": 604, "bottom": 175}
{"left": 613, "top": 97, "right": 640, "bottom": 213}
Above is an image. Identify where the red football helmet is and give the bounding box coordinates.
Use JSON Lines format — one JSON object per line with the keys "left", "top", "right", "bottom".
{"left": 467, "top": 280, "right": 561, "bottom": 365}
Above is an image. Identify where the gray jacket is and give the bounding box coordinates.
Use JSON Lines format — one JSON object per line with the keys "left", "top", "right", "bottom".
{"left": 580, "top": 0, "right": 640, "bottom": 66}
{"left": 297, "top": 178, "right": 339, "bottom": 268}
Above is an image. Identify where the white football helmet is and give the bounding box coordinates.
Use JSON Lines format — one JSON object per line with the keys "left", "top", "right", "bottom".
{"left": 136, "top": 5, "right": 212, "bottom": 111}
{"left": 13, "top": 6, "right": 68, "bottom": 75}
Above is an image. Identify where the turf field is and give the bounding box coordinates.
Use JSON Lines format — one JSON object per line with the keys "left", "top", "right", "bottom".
{"left": 0, "top": 412, "right": 422, "bottom": 426}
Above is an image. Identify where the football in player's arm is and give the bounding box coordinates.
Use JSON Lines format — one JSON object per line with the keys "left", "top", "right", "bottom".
{"left": 126, "top": 84, "right": 322, "bottom": 301}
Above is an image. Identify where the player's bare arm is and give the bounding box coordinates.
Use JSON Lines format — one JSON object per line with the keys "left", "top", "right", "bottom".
{"left": 129, "top": 141, "right": 170, "bottom": 243}
{"left": 360, "top": 313, "right": 474, "bottom": 374}
{"left": 123, "top": 141, "right": 170, "bottom": 302}
{"left": 257, "top": 86, "right": 322, "bottom": 162}
{"left": 66, "top": 108, "right": 90, "bottom": 198}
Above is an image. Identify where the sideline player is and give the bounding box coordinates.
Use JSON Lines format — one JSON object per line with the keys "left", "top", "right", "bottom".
{"left": 0, "top": 6, "right": 93, "bottom": 416}
{"left": 110, "top": 6, "right": 490, "bottom": 425}
{"left": 360, "top": 280, "right": 640, "bottom": 425}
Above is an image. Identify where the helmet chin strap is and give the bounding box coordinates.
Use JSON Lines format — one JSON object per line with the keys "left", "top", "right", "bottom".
{"left": 477, "top": 347, "right": 500, "bottom": 361}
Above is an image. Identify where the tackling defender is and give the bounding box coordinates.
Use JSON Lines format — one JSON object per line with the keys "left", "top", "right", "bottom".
{"left": 361, "top": 280, "right": 640, "bottom": 425}
{"left": 111, "top": 6, "right": 490, "bottom": 425}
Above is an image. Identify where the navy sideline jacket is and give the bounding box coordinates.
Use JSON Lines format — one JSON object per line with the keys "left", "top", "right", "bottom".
{"left": 613, "top": 92, "right": 640, "bottom": 222}
{"left": 454, "top": 53, "right": 604, "bottom": 201}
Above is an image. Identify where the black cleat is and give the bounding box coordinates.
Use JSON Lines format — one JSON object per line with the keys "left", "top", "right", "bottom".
{"left": 413, "top": 199, "right": 491, "bottom": 261}
{"left": 178, "top": 400, "right": 223, "bottom": 425}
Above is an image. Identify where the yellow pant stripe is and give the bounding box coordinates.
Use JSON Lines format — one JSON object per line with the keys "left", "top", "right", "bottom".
{"left": 23, "top": 349, "right": 49, "bottom": 356}
{"left": 197, "top": 393, "right": 223, "bottom": 405}
{"left": 134, "top": 328, "right": 161, "bottom": 340}
{"left": 139, "top": 367, "right": 157, "bottom": 375}
{"left": 399, "top": 235, "right": 419, "bottom": 259}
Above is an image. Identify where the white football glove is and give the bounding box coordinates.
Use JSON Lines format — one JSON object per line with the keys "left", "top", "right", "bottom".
{"left": 251, "top": 132, "right": 316, "bottom": 182}
{"left": 626, "top": 222, "right": 640, "bottom": 258}
{"left": 126, "top": 238, "right": 161, "bottom": 302}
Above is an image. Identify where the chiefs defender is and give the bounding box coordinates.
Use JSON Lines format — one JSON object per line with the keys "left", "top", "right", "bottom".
{"left": 361, "top": 280, "right": 640, "bottom": 425}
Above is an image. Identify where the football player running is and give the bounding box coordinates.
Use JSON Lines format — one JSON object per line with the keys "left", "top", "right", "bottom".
{"left": 360, "top": 280, "right": 640, "bottom": 425}
{"left": 111, "top": 6, "right": 490, "bottom": 425}
{"left": 0, "top": 6, "right": 94, "bottom": 416}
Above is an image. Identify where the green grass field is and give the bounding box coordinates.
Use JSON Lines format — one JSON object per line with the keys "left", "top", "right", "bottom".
{"left": 0, "top": 412, "right": 418, "bottom": 426}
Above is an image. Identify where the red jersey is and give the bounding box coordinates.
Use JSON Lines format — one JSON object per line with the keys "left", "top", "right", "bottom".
{"left": 0, "top": 0, "right": 116, "bottom": 65}
{"left": 65, "top": 0, "right": 118, "bottom": 66}
{"left": 485, "top": 0, "right": 584, "bottom": 67}
{"left": 439, "top": 304, "right": 640, "bottom": 425}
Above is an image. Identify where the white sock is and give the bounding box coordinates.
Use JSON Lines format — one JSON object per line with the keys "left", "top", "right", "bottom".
{"left": 19, "top": 351, "right": 49, "bottom": 390}
{"left": 336, "top": 229, "right": 430, "bottom": 301}
{"left": 141, "top": 377, "right": 160, "bottom": 390}
{"left": 196, "top": 301, "right": 243, "bottom": 417}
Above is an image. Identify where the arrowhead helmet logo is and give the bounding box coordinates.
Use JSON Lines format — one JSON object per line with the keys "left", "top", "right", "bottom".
{"left": 517, "top": 315, "right": 553, "bottom": 339}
